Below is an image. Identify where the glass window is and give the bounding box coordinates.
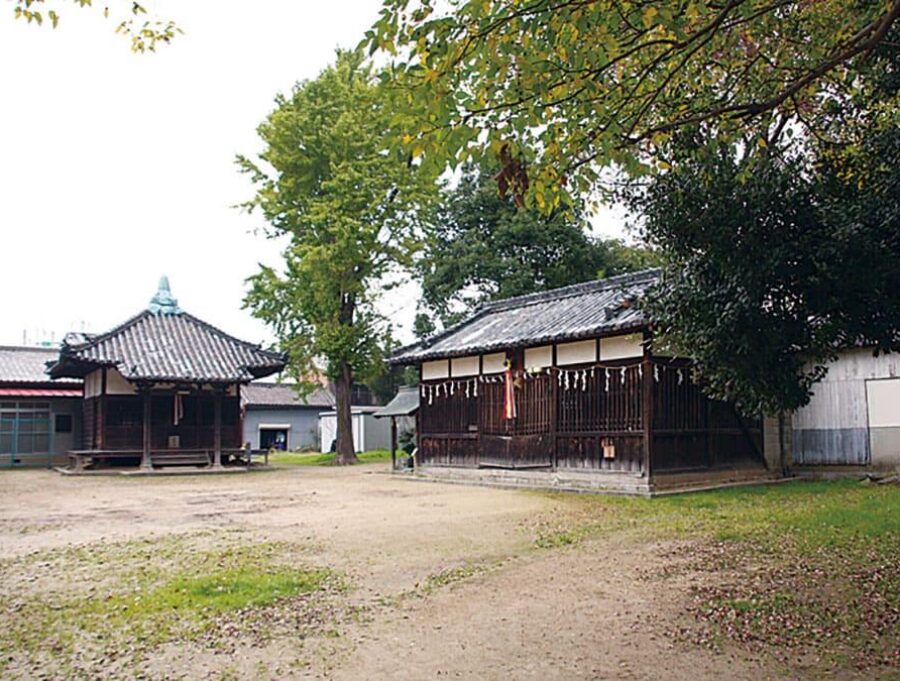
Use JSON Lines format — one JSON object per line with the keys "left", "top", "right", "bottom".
{"left": 32, "top": 434, "right": 49, "bottom": 453}
{"left": 55, "top": 414, "right": 73, "bottom": 433}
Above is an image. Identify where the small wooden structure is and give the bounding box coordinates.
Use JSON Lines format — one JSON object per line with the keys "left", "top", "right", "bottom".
{"left": 373, "top": 385, "right": 419, "bottom": 469}
{"left": 48, "top": 278, "right": 286, "bottom": 471}
{"left": 390, "top": 270, "right": 782, "bottom": 494}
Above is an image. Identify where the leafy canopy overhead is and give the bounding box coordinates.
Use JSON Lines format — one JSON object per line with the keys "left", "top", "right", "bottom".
{"left": 367, "top": 0, "right": 900, "bottom": 206}
{"left": 633, "top": 29, "right": 900, "bottom": 415}
{"left": 11, "top": 0, "right": 180, "bottom": 52}
{"left": 417, "top": 162, "right": 658, "bottom": 329}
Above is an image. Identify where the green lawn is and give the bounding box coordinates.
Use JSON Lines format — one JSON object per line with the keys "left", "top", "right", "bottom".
{"left": 268, "top": 449, "right": 393, "bottom": 466}
{"left": 533, "top": 479, "right": 900, "bottom": 671}
{"left": 1, "top": 535, "right": 338, "bottom": 677}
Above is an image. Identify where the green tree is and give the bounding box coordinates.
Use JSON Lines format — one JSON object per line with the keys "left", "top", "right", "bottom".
{"left": 367, "top": 0, "right": 900, "bottom": 207}
{"left": 240, "top": 51, "right": 438, "bottom": 464}
{"left": 417, "top": 163, "right": 657, "bottom": 328}
{"left": 11, "top": 0, "right": 180, "bottom": 52}
{"left": 632, "top": 31, "right": 900, "bottom": 415}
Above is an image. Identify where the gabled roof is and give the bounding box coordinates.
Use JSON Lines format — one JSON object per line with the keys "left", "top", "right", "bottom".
{"left": 48, "top": 310, "right": 286, "bottom": 383}
{"left": 391, "top": 269, "right": 659, "bottom": 364}
{"left": 241, "top": 382, "right": 335, "bottom": 409}
{"left": 373, "top": 385, "right": 419, "bottom": 418}
{"left": 0, "top": 346, "right": 81, "bottom": 385}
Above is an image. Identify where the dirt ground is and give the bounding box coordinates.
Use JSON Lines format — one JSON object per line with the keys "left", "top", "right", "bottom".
{"left": 0, "top": 465, "right": 787, "bottom": 680}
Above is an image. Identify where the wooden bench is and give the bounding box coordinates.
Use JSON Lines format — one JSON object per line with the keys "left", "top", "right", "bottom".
{"left": 149, "top": 450, "right": 212, "bottom": 467}
{"left": 68, "top": 450, "right": 142, "bottom": 471}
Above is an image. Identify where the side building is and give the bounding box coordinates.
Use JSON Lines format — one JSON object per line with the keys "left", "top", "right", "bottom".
{"left": 241, "top": 382, "right": 334, "bottom": 451}
{"left": 0, "top": 346, "right": 83, "bottom": 467}
{"left": 792, "top": 348, "right": 899, "bottom": 471}
{"left": 390, "top": 270, "right": 786, "bottom": 495}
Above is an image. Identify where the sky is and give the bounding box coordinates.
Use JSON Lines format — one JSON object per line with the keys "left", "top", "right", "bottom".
{"left": 0, "top": 0, "right": 627, "bottom": 349}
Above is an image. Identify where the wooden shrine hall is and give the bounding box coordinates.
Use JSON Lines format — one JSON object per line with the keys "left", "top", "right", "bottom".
{"left": 390, "top": 270, "right": 786, "bottom": 495}
{"left": 48, "top": 277, "right": 286, "bottom": 471}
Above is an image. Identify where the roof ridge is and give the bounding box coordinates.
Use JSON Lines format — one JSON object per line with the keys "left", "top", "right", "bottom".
{"left": 60, "top": 309, "right": 151, "bottom": 353}
{"left": 0, "top": 345, "right": 60, "bottom": 353}
{"left": 413, "top": 269, "right": 659, "bottom": 354}
{"left": 481, "top": 268, "right": 660, "bottom": 313}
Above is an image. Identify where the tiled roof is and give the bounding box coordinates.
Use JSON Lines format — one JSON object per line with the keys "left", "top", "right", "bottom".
{"left": 0, "top": 346, "right": 81, "bottom": 385}
{"left": 373, "top": 386, "right": 419, "bottom": 417}
{"left": 391, "top": 269, "right": 659, "bottom": 364}
{"left": 241, "top": 382, "right": 334, "bottom": 408}
{"left": 48, "top": 311, "right": 286, "bottom": 383}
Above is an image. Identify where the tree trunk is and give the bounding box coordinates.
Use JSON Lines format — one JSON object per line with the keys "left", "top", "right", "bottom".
{"left": 334, "top": 362, "right": 359, "bottom": 465}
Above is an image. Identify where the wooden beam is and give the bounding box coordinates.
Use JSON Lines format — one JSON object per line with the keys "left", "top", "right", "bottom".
{"left": 98, "top": 367, "right": 108, "bottom": 450}
{"left": 390, "top": 416, "right": 397, "bottom": 471}
{"left": 140, "top": 388, "right": 152, "bottom": 469}
{"left": 550, "top": 345, "right": 558, "bottom": 470}
{"left": 641, "top": 332, "right": 653, "bottom": 482}
{"left": 213, "top": 387, "right": 223, "bottom": 468}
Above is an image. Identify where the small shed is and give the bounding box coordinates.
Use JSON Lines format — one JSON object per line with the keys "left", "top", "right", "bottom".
{"left": 373, "top": 385, "right": 420, "bottom": 469}
{"left": 318, "top": 406, "right": 390, "bottom": 454}
{"left": 241, "top": 382, "right": 334, "bottom": 451}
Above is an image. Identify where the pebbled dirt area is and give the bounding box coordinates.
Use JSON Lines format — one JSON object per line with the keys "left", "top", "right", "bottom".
{"left": 0, "top": 466, "right": 788, "bottom": 679}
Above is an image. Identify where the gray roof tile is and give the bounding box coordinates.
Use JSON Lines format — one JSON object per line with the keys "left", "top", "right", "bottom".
{"left": 0, "top": 346, "right": 81, "bottom": 385}
{"left": 49, "top": 311, "right": 286, "bottom": 383}
{"left": 373, "top": 386, "right": 419, "bottom": 417}
{"left": 241, "top": 382, "right": 334, "bottom": 408}
{"left": 391, "top": 269, "right": 658, "bottom": 364}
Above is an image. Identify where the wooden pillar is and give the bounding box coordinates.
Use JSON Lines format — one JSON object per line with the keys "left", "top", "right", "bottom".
{"left": 415, "top": 365, "right": 422, "bottom": 469}
{"left": 213, "top": 387, "right": 223, "bottom": 468}
{"left": 98, "top": 367, "right": 108, "bottom": 450}
{"left": 141, "top": 388, "right": 152, "bottom": 469}
{"left": 550, "top": 345, "right": 558, "bottom": 470}
{"left": 390, "top": 416, "right": 397, "bottom": 470}
{"left": 641, "top": 333, "right": 654, "bottom": 481}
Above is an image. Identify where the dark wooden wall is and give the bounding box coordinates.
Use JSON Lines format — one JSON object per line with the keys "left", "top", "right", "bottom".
{"left": 651, "top": 361, "right": 763, "bottom": 472}
{"left": 418, "top": 351, "right": 764, "bottom": 475}
{"left": 81, "top": 393, "right": 241, "bottom": 451}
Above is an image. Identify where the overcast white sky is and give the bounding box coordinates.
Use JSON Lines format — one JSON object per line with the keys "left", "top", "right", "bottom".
{"left": 0, "top": 1, "right": 626, "bottom": 349}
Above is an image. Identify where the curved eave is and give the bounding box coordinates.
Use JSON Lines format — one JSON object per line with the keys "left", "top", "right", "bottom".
{"left": 47, "top": 356, "right": 116, "bottom": 380}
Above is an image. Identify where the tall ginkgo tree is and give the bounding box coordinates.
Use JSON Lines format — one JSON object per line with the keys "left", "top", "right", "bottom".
{"left": 240, "top": 50, "right": 438, "bottom": 464}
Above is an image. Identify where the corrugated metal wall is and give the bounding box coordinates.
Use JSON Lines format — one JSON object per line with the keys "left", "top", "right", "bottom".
{"left": 793, "top": 348, "right": 899, "bottom": 465}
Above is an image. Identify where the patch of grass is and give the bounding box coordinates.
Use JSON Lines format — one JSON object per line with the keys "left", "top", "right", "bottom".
{"left": 532, "top": 480, "right": 900, "bottom": 672}
{"left": 88, "top": 566, "right": 330, "bottom": 640}
{"left": 425, "top": 563, "right": 487, "bottom": 591}
{"left": 533, "top": 479, "right": 900, "bottom": 550}
{"left": 269, "top": 449, "right": 393, "bottom": 466}
{"left": 0, "top": 534, "right": 338, "bottom": 678}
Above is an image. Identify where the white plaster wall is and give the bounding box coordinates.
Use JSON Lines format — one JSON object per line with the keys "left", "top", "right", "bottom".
{"left": 482, "top": 352, "right": 506, "bottom": 374}
{"left": 524, "top": 345, "right": 552, "bottom": 369}
{"left": 556, "top": 340, "right": 596, "bottom": 366}
{"left": 106, "top": 368, "right": 137, "bottom": 395}
{"left": 84, "top": 370, "right": 101, "bottom": 398}
{"left": 422, "top": 359, "right": 450, "bottom": 380}
{"left": 599, "top": 333, "right": 644, "bottom": 361}
{"left": 451, "top": 356, "right": 479, "bottom": 377}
